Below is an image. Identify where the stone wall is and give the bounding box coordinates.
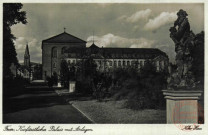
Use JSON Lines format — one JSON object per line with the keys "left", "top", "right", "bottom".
{"left": 42, "top": 42, "right": 86, "bottom": 80}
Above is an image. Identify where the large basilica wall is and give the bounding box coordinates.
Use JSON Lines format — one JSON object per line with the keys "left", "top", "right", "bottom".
{"left": 42, "top": 42, "right": 85, "bottom": 80}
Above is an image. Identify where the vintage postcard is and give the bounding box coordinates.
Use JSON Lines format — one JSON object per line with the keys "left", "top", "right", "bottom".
{"left": 1, "top": 0, "right": 207, "bottom": 135}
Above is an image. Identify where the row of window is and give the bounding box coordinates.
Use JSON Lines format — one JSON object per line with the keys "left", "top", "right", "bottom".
{"left": 112, "top": 61, "right": 139, "bottom": 67}
{"left": 53, "top": 60, "right": 80, "bottom": 69}
{"left": 68, "top": 60, "right": 77, "bottom": 64}
{"left": 66, "top": 59, "right": 146, "bottom": 66}
{"left": 53, "top": 59, "right": 166, "bottom": 70}
{"left": 66, "top": 59, "right": 166, "bottom": 67}
{"left": 107, "top": 54, "right": 152, "bottom": 58}
{"left": 98, "top": 60, "right": 145, "bottom": 67}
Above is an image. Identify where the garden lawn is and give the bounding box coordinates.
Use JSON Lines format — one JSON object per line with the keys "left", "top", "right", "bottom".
{"left": 71, "top": 99, "right": 166, "bottom": 124}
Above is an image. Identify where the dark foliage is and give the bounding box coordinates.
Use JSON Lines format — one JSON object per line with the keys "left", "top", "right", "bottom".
{"left": 52, "top": 72, "right": 58, "bottom": 85}
{"left": 76, "top": 81, "right": 92, "bottom": 95}
{"left": 60, "top": 60, "right": 70, "bottom": 87}
{"left": 3, "top": 3, "right": 27, "bottom": 97}
{"left": 46, "top": 75, "right": 58, "bottom": 88}
{"left": 92, "top": 73, "right": 112, "bottom": 101}
{"left": 3, "top": 3, "right": 27, "bottom": 27}
{"left": 83, "top": 57, "right": 97, "bottom": 77}
{"left": 46, "top": 76, "right": 53, "bottom": 88}
{"left": 191, "top": 31, "right": 204, "bottom": 89}
{"left": 75, "top": 57, "right": 98, "bottom": 94}
{"left": 32, "top": 65, "right": 42, "bottom": 80}
{"left": 46, "top": 73, "right": 58, "bottom": 88}
{"left": 3, "top": 3, "right": 27, "bottom": 79}
{"left": 110, "top": 61, "right": 167, "bottom": 110}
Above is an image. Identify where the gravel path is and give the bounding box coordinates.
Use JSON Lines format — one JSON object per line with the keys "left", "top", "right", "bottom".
{"left": 72, "top": 100, "right": 166, "bottom": 124}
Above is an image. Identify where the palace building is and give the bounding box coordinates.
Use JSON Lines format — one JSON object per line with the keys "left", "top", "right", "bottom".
{"left": 42, "top": 31, "right": 169, "bottom": 80}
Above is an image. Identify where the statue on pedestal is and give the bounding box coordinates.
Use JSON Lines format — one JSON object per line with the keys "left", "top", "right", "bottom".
{"left": 168, "top": 9, "right": 204, "bottom": 90}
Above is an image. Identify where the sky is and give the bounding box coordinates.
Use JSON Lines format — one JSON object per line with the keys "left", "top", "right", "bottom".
{"left": 11, "top": 3, "right": 204, "bottom": 63}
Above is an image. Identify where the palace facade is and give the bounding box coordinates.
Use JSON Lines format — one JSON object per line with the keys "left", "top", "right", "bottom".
{"left": 42, "top": 32, "right": 169, "bottom": 80}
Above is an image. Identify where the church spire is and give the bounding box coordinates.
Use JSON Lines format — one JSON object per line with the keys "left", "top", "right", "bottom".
{"left": 25, "top": 43, "right": 30, "bottom": 56}
{"left": 93, "top": 31, "right": 94, "bottom": 44}
{"left": 24, "top": 43, "right": 30, "bottom": 68}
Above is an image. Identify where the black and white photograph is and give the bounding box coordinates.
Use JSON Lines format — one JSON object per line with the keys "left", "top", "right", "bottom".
{"left": 1, "top": 1, "right": 207, "bottom": 134}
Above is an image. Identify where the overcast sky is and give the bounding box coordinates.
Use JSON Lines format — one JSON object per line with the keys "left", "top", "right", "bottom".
{"left": 11, "top": 3, "right": 204, "bottom": 63}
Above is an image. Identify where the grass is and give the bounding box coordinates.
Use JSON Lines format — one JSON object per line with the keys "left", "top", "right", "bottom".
{"left": 71, "top": 99, "right": 166, "bottom": 124}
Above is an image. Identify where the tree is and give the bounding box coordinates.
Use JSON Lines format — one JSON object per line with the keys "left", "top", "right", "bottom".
{"left": 3, "top": 3, "right": 27, "bottom": 79}
{"left": 60, "top": 60, "right": 70, "bottom": 87}
{"left": 191, "top": 31, "right": 204, "bottom": 89}
{"left": 33, "top": 64, "right": 42, "bottom": 80}
{"left": 83, "top": 57, "right": 97, "bottom": 77}
{"left": 72, "top": 57, "right": 99, "bottom": 94}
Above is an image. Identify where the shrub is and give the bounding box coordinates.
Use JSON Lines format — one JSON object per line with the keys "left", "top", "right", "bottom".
{"left": 60, "top": 60, "right": 70, "bottom": 88}
{"left": 76, "top": 80, "right": 92, "bottom": 95}
{"left": 46, "top": 76, "right": 53, "bottom": 88}
{"left": 110, "top": 62, "right": 167, "bottom": 110}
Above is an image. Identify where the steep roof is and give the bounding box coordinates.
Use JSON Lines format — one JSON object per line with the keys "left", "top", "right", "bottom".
{"left": 89, "top": 43, "right": 99, "bottom": 49}
{"left": 25, "top": 44, "right": 30, "bottom": 56}
{"left": 42, "top": 32, "right": 86, "bottom": 43}
{"left": 102, "top": 48, "right": 167, "bottom": 59}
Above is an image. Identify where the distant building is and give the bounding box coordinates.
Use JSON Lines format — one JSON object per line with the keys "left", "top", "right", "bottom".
{"left": 18, "top": 44, "right": 42, "bottom": 80}
{"left": 17, "top": 44, "right": 31, "bottom": 79}
{"left": 42, "top": 31, "right": 169, "bottom": 80}
{"left": 30, "top": 62, "right": 42, "bottom": 80}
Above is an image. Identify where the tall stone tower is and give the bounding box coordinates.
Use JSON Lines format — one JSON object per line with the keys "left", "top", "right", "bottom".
{"left": 24, "top": 44, "right": 30, "bottom": 68}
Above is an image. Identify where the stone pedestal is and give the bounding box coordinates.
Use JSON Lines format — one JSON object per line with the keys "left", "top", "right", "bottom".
{"left": 69, "top": 81, "right": 76, "bottom": 93}
{"left": 162, "top": 90, "right": 203, "bottom": 124}
{"left": 57, "top": 82, "right": 62, "bottom": 87}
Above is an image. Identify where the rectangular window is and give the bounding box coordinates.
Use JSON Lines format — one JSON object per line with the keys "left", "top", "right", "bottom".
{"left": 109, "top": 61, "right": 113, "bottom": 66}
{"left": 127, "top": 61, "right": 130, "bottom": 66}
{"left": 114, "top": 61, "right": 117, "bottom": 67}
{"left": 156, "top": 61, "right": 160, "bottom": 71}
{"left": 140, "top": 61, "right": 143, "bottom": 67}
{"left": 118, "top": 61, "right": 121, "bottom": 66}
{"left": 123, "top": 61, "right": 126, "bottom": 66}
{"left": 161, "top": 61, "right": 164, "bottom": 70}
{"left": 52, "top": 48, "right": 57, "bottom": 58}
{"left": 53, "top": 63, "right": 56, "bottom": 68}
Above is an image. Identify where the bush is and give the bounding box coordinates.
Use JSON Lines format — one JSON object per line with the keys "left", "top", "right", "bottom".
{"left": 46, "top": 76, "right": 53, "bottom": 88}
{"left": 75, "top": 80, "right": 93, "bottom": 95}
{"left": 120, "top": 84, "right": 166, "bottom": 110}
{"left": 110, "top": 63, "right": 167, "bottom": 110}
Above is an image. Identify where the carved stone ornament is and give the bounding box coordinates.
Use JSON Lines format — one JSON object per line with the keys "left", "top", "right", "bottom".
{"left": 168, "top": 9, "right": 204, "bottom": 90}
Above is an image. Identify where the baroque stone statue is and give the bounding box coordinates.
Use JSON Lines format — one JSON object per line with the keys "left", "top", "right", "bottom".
{"left": 168, "top": 9, "right": 204, "bottom": 90}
